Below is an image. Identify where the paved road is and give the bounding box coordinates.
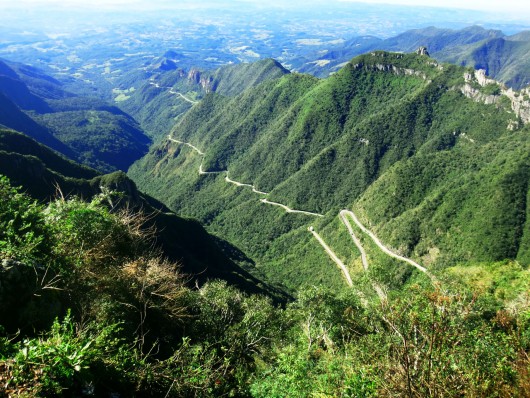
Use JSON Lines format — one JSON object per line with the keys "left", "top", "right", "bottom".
{"left": 225, "top": 174, "right": 268, "bottom": 195}
{"left": 261, "top": 199, "right": 323, "bottom": 217}
{"left": 169, "top": 89, "right": 199, "bottom": 104}
{"left": 150, "top": 82, "right": 198, "bottom": 104}
{"left": 168, "top": 136, "right": 321, "bottom": 216}
{"left": 168, "top": 136, "right": 204, "bottom": 155}
{"left": 339, "top": 210, "right": 428, "bottom": 274}
{"left": 339, "top": 211, "right": 369, "bottom": 272}
{"left": 308, "top": 226, "right": 353, "bottom": 287}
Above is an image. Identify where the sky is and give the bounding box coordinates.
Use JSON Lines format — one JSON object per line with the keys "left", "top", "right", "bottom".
{"left": 1, "top": 0, "right": 529, "bottom": 19}
{"left": 0, "top": 0, "right": 527, "bottom": 10}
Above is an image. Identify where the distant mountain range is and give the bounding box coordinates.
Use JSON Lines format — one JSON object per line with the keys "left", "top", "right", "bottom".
{"left": 294, "top": 25, "right": 530, "bottom": 89}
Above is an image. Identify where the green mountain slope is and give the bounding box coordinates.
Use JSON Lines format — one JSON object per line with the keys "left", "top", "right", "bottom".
{"left": 118, "top": 59, "right": 290, "bottom": 139}
{"left": 0, "top": 128, "right": 279, "bottom": 296}
{"left": 31, "top": 110, "right": 149, "bottom": 171}
{"left": 0, "top": 59, "right": 150, "bottom": 172}
{"left": 129, "top": 51, "right": 530, "bottom": 292}
{"left": 0, "top": 92, "right": 75, "bottom": 157}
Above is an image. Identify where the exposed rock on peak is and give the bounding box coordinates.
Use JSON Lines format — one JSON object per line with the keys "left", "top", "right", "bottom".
{"left": 416, "top": 46, "right": 430, "bottom": 56}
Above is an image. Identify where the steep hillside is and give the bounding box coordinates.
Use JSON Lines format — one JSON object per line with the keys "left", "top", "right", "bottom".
{"left": 0, "top": 92, "right": 75, "bottom": 157}
{"left": 0, "top": 129, "right": 278, "bottom": 296}
{"left": 118, "top": 59, "right": 290, "bottom": 139}
{"left": 130, "top": 51, "right": 530, "bottom": 291}
{"left": 2, "top": 169, "right": 528, "bottom": 397}
{"left": 0, "top": 58, "right": 150, "bottom": 172}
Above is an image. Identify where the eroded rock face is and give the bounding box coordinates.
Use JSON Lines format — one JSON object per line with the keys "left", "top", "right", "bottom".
{"left": 416, "top": 46, "right": 430, "bottom": 57}
{"left": 187, "top": 69, "right": 214, "bottom": 92}
{"left": 461, "top": 69, "right": 530, "bottom": 123}
{"left": 351, "top": 62, "right": 429, "bottom": 80}
{"left": 187, "top": 68, "right": 201, "bottom": 84}
{"left": 460, "top": 83, "right": 499, "bottom": 105}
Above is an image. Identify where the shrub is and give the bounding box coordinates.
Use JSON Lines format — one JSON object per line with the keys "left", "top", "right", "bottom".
{"left": 0, "top": 176, "right": 49, "bottom": 264}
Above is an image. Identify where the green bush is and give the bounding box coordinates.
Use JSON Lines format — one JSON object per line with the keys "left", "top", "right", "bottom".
{"left": 0, "top": 176, "right": 49, "bottom": 263}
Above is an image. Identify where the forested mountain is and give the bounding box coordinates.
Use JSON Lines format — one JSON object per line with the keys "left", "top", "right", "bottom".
{"left": 0, "top": 59, "right": 150, "bottom": 172}
{"left": 2, "top": 33, "right": 530, "bottom": 398}
{"left": 296, "top": 26, "right": 530, "bottom": 90}
{"left": 0, "top": 128, "right": 277, "bottom": 295}
{"left": 130, "top": 51, "right": 530, "bottom": 292}
{"left": 119, "top": 58, "right": 290, "bottom": 139}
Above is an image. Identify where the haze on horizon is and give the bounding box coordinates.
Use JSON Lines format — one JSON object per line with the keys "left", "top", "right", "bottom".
{"left": 2, "top": 0, "right": 530, "bottom": 16}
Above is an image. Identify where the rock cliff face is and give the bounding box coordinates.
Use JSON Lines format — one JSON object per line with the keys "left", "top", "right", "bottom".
{"left": 461, "top": 69, "right": 530, "bottom": 123}
{"left": 352, "top": 61, "right": 430, "bottom": 80}
{"left": 346, "top": 51, "right": 530, "bottom": 125}
{"left": 416, "top": 46, "right": 430, "bottom": 56}
{"left": 187, "top": 69, "right": 214, "bottom": 92}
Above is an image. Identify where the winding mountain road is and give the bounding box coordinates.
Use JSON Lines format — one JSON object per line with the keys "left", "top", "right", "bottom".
{"left": 339, "top": 210, "right": 428, "bottom": 274}
{"left": 199, "top": 164, "right": 223, "bottom": 175}
{"left": 308, "top": 226, "right": 353, "bottom": 287}
{"left": 149, "top": 81, "right": 199, "bottom": 104}
{"left": 225, "top": 175, "right": 268, "bottom": 195}
{"left": 339, "top": 211, "right": 369, "bottom": 272}
{"left": 260, "top": 199, "right": 323, "bottom": 217}
{"left": 167, "top": 136, "right": 429, "bottom": 294}
{"left": 169, "top": 89, "right": 199, "bottom": 104}
{"left": 168, "top": 137, "right": 204, "bottom": 155}
{"left": 168, "top": 136, "right": 321, "bottom": 217}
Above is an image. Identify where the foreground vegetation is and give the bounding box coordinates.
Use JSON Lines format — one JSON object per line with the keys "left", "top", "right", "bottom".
{"left": 1, "top": 176, "right": 529, "bottom": 397}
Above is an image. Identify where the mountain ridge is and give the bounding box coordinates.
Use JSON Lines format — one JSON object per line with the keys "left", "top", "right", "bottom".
{"left": 130, "top": 50, "right": 529, "bottom": 290}
{"left": 0, "top": 128, "right": 282, "bottom": 297}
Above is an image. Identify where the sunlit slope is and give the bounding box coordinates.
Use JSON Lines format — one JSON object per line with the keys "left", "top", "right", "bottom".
{"left": 130, "top": 51, "right": 529, "bottom": 290}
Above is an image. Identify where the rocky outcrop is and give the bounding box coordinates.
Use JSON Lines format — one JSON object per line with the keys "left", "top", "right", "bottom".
{"left": 352, "top": 62, "right": 429, "bottom": 80}
{"left": 416, "top": 46, "right": 430, "bottom": 57}
{"left": 187, "top": 69, "right": 214, "bottom": 93}
{"left": 461, "top": 69, "right": 530, "bottom": 123}
{"left": 460, "top": 83, "right": 499, "bottom": 105}
{"left": 187, "top": 68, "right": 201, "bottom": 84}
